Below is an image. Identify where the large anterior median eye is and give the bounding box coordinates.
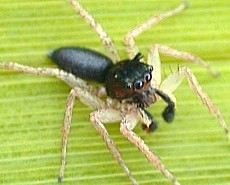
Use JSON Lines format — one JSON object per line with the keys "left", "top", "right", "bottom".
{"left": 134, "top": 80, "right": 144, "bottom": 90}
{"left": 144, "top": 72, "right": 152, "bottom": 82}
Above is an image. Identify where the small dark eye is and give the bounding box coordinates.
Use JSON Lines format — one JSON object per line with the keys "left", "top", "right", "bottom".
{"left": 144, "top": 73, "right": 152, "bottom": 82}
{"left": 134, "top": 80, "right": 144, "bottom": 90}
{"left": 149, "top": 66, "right": 154, "bottom": 72}
{"left": 126, "top": 83, "right": 132, "bottom": 89}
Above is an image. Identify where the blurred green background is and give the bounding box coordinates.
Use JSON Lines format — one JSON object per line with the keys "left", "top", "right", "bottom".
{"left": 0, "top": 0, "right": 229, "bottom": 185}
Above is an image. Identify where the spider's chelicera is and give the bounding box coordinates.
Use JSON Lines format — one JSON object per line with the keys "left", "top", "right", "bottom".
{"left": 1, "top": 1, "right": 229, "bottom": 185}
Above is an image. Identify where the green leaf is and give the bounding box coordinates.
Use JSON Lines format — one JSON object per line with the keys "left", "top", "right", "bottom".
{"left": 0, "top": 0, "right": 229, "bottom": 185}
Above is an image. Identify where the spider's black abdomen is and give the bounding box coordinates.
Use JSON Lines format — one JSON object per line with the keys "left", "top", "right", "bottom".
{"left": 48, "top": 47, "right": 113, "bottom": 83}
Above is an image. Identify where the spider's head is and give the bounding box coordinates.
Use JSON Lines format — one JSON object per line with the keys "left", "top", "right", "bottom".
{"left": 105, "top": 53, "right": 156, "bottom": 108}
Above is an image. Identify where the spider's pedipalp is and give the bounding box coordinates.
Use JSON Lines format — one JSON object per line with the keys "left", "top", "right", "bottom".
{"left": 154, "top": 89, "right": 176, "bottom": 123}
{"left": 138, "top": 108, "right": 158, "bottom": 133}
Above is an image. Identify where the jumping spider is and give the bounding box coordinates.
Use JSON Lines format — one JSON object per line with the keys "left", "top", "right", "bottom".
{"left": 1, "top": 0, "right": 229, "bottom": 185}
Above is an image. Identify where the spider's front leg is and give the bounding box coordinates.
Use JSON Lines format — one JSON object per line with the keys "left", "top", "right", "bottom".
{"left": 150, "top": 44, "right": 219, "bottom": 76}
{"left": 146, "top": 44, "right": 229, "bottom": 138}
{"left": 125, "top": 1, "right": 218, "bottom": 76}
{"left": 120, "top": 112, "right": 181, "bottom": 185}
{"left": 159, "top": 67, "right": 230, "bottom": 140}
{"left": 124, "top": 1, "right": 188, "bottom": 60}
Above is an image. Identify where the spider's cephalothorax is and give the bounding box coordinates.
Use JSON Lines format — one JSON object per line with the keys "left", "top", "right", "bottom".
{"left": 49, "top": 47, "right": 156, "bottom": 108}
{"left": 105, "top": 53, "right": 156, "bottom": 108}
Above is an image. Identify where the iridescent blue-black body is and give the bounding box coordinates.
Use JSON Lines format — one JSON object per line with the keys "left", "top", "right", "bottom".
{"left": 48, "top": 47, "right": 154, "bottom": 107}
{"left": 48, "top": 47, "right": 175, "bottom": 132}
